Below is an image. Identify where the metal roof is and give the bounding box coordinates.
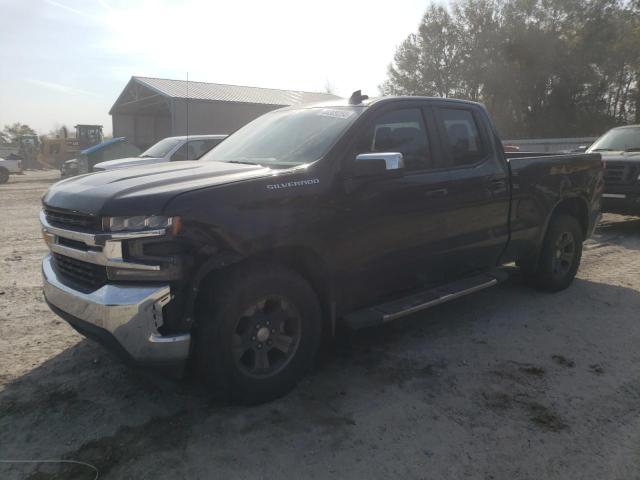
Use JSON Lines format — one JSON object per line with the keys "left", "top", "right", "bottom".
{"left": 132, "top": 76, "right": 341, "bottom": 106}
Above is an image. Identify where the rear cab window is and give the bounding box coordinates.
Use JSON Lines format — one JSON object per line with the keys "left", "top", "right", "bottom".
{"left": 436, "top": 107, "right": 488, "bottom": 168}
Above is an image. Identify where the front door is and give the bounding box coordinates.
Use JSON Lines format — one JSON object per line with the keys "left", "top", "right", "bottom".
{"left": 331, "top": 103, "right": 455, "bottom": 310}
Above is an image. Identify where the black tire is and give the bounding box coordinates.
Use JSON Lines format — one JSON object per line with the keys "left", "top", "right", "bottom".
{"left": 0, "top": 168, "right": 9, "bottom": 184}
{"left": 194, "top": 263, "right": 322, "bottom": 404}
{"left": 520, "top": 213, "right": 583, "bottom": 292}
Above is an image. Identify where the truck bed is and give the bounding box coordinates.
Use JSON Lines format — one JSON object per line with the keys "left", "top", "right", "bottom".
{"left": 501, "top": 151, "right": 603, "bottom": 264}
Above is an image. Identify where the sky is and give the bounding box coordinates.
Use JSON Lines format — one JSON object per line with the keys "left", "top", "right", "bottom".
{"left": 0, "top": 0, "right": 431, "bottom": 135}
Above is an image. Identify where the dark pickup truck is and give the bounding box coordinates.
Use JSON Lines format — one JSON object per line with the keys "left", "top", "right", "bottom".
{"left": 586, "top": 125, "right": 640, "bottom": 215}
{"left": 41, "top": 93, "right": 603, "bottom": 403}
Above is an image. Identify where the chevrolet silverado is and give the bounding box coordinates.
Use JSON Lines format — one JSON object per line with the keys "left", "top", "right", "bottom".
{"left": 40, "top": 93, "right": 603, "bottom": 403}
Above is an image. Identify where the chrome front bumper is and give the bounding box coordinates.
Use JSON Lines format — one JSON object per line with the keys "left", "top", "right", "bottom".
{"left": 42, "top": 254, "right": 191, "bottom": 364}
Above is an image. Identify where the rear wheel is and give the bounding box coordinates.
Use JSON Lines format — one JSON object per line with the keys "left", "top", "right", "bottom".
{"left": 520, "top": 213, "right": 583, "bottom": 292}
{"left": 0, "top": 168, "right": 9, "bottom": 184}
{"left": 194, "top": 263, "right": 322, "bottom": 404}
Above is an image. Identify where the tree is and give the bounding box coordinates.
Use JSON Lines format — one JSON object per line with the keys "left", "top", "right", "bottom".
{"left": 46, "top": 125, "right": 72, "bottom": 139}
{"left": 631, "top": 0, "right": 640, "bottom": 122}
{"left": 1, "top": 123, "right": 37, "bottom": 144}
{"left": 381, "top": 0, "right": 640, "bottom": 138}
{"left": 381, "top": 4, "right": 466, "bottom": 98}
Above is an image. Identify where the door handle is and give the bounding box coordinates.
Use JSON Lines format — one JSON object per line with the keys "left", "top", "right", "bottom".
{"left": 487, "top": 179, "right": 506, "bottom": 192}
{"left": 424, "top": 188, "right": 448, "bottom": 198}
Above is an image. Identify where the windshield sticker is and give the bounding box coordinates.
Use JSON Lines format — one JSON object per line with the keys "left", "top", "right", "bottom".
{"left": 318, "top": 109, "right": 355, "bottom": 119}
{"left": 267, "top": 179, "right": 320, "bottom": 190}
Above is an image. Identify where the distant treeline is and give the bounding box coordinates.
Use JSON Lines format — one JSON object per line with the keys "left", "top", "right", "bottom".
{"left": 381, "top": 0, "right": 640, "bottom": 138}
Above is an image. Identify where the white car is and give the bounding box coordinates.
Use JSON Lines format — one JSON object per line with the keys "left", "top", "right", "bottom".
{"left": 0, "top": 157, "right": 23, "bottom": 184}
{"left": 92, "top": 135, "right": 227, "bottom": 172}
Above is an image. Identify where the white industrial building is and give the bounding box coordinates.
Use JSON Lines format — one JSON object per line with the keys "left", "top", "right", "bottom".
{"left": 110, "top": 76, "right": 340, "bottom": 149}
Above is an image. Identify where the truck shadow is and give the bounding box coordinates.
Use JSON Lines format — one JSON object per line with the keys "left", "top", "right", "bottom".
{"left": 2, "top": 275, "right": 640, "bottom": 479}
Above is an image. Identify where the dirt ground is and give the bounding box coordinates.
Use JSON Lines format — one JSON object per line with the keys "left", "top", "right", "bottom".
{"left": 1, "top": 170, "right": 640, "bottom": 480}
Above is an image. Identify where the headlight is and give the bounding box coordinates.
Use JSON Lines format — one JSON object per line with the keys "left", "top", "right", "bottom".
{"left": 103, "top": 215, "right": 177, "bottom": 232}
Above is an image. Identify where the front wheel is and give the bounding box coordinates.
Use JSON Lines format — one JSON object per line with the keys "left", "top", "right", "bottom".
{"left": 520, "top": 213, "right": 583, "bottom": 292}
{"left": 0, "top": 168, "right": 9, "bottom": 184}
{"left": 194, "top": 263, "right": 322, "bottom": 404}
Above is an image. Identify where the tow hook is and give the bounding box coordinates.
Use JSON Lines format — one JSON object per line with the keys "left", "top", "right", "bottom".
{"left": 152, "top": 292, "right": 173, "bottom": 329}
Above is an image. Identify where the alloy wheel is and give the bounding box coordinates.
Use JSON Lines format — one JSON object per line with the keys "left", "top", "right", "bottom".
{"left": 551, "top": 231, "right": 575, "bottom": 277}
{"left": 231, "top": 296, "right": 302, "bottom": 378}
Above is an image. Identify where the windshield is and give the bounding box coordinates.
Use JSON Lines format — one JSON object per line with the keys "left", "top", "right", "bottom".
{"left": 139, "top": 137, "right": 182, "bottom": 158}
{"left": 588, "top": 126, "right": 640, "bottom": 152}
{"left": 201, "top": 107, "right": 362, "bottom": 167}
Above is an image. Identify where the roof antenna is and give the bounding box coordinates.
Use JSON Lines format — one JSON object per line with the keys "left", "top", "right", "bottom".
{"left": 348, "top": 90, "right": 368, "bottom": 105}
{"left": 186, "top": 72, "right": 189, "bottom": 144}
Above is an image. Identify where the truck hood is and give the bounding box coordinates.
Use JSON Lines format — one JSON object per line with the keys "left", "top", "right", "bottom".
{"left": 43, "top": 160, "right": 271, "bottom": 216}
{"left": 594, "top": 151, "right": 640, "bottom": 163}
{"left": 93, "top": 156, "right": 164, "bottom": 170}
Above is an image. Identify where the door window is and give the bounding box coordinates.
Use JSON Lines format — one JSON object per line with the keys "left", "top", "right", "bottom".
{"left": 437, "top": 108, "right": 487, "bottom": 166}
{"left": 357, "top": 108, "right": 430, "bottom": 170}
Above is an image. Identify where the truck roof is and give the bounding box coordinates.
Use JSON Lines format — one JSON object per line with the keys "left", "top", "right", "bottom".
{"left": 295, "top": 95, "right": 485, "bottom": 110}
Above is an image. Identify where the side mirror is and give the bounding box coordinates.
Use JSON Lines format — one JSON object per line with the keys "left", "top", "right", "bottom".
{"left": 353, "top": 152, "right": 404, "bottom": 177}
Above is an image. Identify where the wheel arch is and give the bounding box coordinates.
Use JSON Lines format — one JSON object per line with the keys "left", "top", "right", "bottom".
{"left": 550, "top": 196, "right": 590, "bottom": 238}
{"left": 190, "top": 245, "right": 336, "bottom": 339}
{"left": 520, "top": 197, "right": 586, "bottom": 291}
{"left": 517, "top": 195, "right": 590, "bottom": 270}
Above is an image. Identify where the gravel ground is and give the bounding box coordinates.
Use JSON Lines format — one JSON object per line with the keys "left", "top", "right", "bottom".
{"left": 1, "top": 170, "right": 640, "bottom": 480}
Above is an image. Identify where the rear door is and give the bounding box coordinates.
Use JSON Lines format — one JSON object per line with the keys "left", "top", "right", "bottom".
{"left": 430, "top": 104, "right": 510, "bottom": 275}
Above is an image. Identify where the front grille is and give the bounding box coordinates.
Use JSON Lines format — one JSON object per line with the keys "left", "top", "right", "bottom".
{"left": 52, "top": 253, "right": 107, "bottom": 292}
{"left": 603, "top": 163, "right": 638, "bottom": 185}
{"left": 45, "top": 209, "right": 101, "bottom": 230}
